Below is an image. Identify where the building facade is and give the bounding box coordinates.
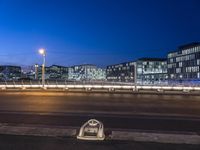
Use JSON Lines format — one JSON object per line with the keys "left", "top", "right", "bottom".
{"left": 106, "top": 58, "right": 167, "bottom": 85}
{"left": 167, "top": 42, "right": 200, "bottom": 84}
{"left": 68, "top": 64, "right": 106, "bottom": 81}
{"left": 106, "top": 62, "right": 135, "bottom": 82}
{"left": 21, "top": 65, "right": 35, "bottom": 79}
{"left": 136, "top": 58, "right": 168, "bottom": 85}
{"left": 33, "top": 64, "right": 106, "bottom": 81}
{"left": 0, "top": 65, "right": 21, "bottom": 80}
{"left": 36, "top": 65, "right": 68, "bottom": 80}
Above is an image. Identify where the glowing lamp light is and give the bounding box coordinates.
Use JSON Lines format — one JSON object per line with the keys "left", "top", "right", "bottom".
{"left": 35, "top": 64, "right": 39, "bottom": 67}
{"left": 38, "top": 48, "right": 45, "bottom": 55}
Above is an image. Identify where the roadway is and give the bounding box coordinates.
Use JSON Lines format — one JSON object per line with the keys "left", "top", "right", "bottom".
{"left": 0, "top": 112, "right": 200, "bottom": 133}
{"left": 0, "top": 91, "right": 200, "bottom": 133}
{"left": 0, "top": 134, "right": 199, "bottom": 150}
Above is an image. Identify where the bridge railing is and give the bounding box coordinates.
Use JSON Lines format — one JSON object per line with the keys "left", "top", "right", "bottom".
{"left": 0, "top": 80, "right": 135, "bottom": 86}
{"left": 0, "top": 80, "right": 200, "bottom": 92}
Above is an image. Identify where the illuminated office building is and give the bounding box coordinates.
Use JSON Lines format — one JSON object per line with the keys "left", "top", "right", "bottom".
{"left": 37, "top": 65, "right": 68, "bottom": 80}
{"left": 106, "top": 58, "right": 167, "bottom": 85}
{"left": 0, "top": 65, "right": 21, "bottom": 80}
{"left": 68, "top": 64, "right": 106, "bottom": 81}
{"left": 106, "top": 62, "right": 135, "bottom": 82}
{"left": 136, "top": 58, "right": 168, "bottom": 85}
{"left": 167, "top": 42, "right": 200, "bottom": 83}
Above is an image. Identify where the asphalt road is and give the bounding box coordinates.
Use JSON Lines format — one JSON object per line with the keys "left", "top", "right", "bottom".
{"left": 0, "top": 91, "right": 200, "bottom": 133}
{"left": 0, "top": 112, "right": 200, "bottom": 133}
{"left": 1, "top": 91, "right": 200, "bottom": 116}
{"left": 0, "top": 134, "right": 199, "bottom": 150}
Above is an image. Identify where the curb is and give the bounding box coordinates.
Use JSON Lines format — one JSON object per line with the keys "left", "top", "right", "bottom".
{"left": 0, "top": 124, "right": 199, "bottom": 145}
{"left": 111, "top": 131, "right": 200, "bottom": 145}
{"left": 0, "top": 124, "right": 76, "bottom": 137}
{"left": 0, "top": 90, "right": 200, "bottom": 96}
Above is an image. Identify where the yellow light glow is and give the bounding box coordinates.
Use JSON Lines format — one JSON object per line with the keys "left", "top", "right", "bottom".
{"left": 38, "top": 48, "right": 45, "bottom": 55}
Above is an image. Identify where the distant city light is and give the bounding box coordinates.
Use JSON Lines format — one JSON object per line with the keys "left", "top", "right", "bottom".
{"left": 35, "top": 64, "right": 39, "bottom": 68}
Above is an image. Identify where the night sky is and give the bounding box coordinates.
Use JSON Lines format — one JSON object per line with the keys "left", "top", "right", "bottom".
{"left": 0, "top": 0, "right": 200, "bottom": 67}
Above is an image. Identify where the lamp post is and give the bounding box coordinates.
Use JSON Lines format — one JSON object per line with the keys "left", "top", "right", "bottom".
{"left": 38, "top": 48, "right": 46, "bottom": 88}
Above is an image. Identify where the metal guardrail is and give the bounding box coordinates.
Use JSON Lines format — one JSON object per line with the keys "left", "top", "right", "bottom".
{"left": 0, "top": 80, "right": 134, "bottom": 86}
{"left": 0, "top": 81, "right": 200, "bottom": 92}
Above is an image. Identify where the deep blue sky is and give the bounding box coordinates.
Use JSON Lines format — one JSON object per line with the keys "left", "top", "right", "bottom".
{"left": 0, "top": 0, "right": 200, "bottom": 67}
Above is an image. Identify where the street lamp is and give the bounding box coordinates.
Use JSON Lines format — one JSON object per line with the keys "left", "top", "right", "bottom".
{"left": 38, "top": 48, "right": 46, "bottom": 88}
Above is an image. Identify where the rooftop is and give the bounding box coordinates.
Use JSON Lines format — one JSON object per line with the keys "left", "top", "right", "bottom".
{"left": 137, "top": 58, "right": 167, "bottom": 61}
{"left": 106, "top": 61, "right": 135, "bottom": 67}
{"left": 178, "top": 42, "right": 200, "bottom": 50}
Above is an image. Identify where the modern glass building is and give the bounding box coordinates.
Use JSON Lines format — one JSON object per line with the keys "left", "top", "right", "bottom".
{"left": 106, "top": 62, "right": 135, "bottom": 82}
{"left": 136, "top": 58, "right": 168, "bottom": 85}
{"left": 34, "top": 64, "right": 106, "bottom": 81}
{"left": 106, "top": 58, "right": 168, "bottom": 85}
{"left": 37, "top": 65, "right": 68, "bottom": 80}
{"left": 47, "top": 65, "right": 68, "bottom": 80}
{"left": 0, "top": 65, "right": 21, "bottom": 80}
{"left": 68, "top": 64, "right": 106, "bottom": 81}
{"left": 167, "top": 42, "right": 200, "bottom": 84}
